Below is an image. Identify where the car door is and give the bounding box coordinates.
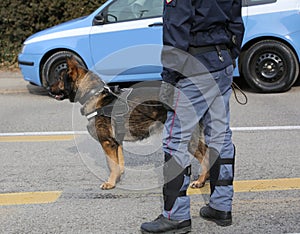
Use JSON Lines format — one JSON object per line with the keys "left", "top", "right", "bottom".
{"left": 89, "top": 0, "right": 163, "bottom": 83}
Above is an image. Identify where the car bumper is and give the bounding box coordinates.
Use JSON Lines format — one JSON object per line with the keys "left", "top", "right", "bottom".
{"left": 18, "top": 53, "right": 42, "bottom": 86}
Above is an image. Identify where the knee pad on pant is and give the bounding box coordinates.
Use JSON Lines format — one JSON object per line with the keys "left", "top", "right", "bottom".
{"left": 209, "top": 146, "right": 235, "bottom": 195}
{"left": 163, "top": 153, "right": 191, "bottom": 211}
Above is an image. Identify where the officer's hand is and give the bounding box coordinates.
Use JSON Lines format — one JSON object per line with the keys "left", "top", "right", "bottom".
{"left": 159, "top": 81, "right": 175, "bottom": 112}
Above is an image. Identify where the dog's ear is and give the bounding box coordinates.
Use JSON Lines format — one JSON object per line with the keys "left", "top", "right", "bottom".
{"left": 66, "top": 55, "right": 80, "bottom": 69}
{"left": 66, "top": 55, "right": 72, "bottom": 66}
{"left": 66, "top": 55, "right": 80, "bottom": 81}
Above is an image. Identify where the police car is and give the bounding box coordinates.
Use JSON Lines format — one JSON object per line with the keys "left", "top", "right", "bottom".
{"left": 18, "top": 0, "right": 300, "bottom": 92}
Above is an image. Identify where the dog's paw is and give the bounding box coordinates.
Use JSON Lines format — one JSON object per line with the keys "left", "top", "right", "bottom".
{"left": 190, "top": 174, "right": 209, "bottom": 189}
{"left": 100, "top": 182, "right": 115, "bottom": 190}
{"left": 190, "top": 180, "right": 205, "bottom": 189}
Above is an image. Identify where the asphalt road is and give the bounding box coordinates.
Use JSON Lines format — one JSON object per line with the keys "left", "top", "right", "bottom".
{"left": 0, "top": 71, "right": 300, "bottom": 233}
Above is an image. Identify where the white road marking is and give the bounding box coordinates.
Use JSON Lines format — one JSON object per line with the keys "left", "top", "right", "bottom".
{"left": 232, "top": 126, "right": 300, "bottom": 131}
{"left": 0, "top": 126, "right": 300, "bottom": 137}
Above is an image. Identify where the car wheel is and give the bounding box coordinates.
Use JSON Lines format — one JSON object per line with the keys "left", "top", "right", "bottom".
{"left": 241, "top": 40, "right": 299, "bottom": 92}
{"left": 41, "top": 51, "right": 85, "bottom": 88}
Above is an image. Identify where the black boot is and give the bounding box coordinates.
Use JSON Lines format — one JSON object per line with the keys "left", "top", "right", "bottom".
{"left": 140, "top": 214, "right": 191, "bottom": 233}
{"left": 200, "top": 205, "right": 232, "bottom": 226}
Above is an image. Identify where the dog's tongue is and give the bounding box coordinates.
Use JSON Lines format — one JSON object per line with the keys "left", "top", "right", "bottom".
{"left": 55, "top": 94, "right": 64, "bottom": 100}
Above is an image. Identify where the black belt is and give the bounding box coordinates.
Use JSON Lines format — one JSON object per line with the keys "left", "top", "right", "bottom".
{"left": 188, "top": 44, "right": 227, "bottom": 55}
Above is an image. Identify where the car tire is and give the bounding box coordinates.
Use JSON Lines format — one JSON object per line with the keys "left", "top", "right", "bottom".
{"left": 41, "top": 51, "right": 85, "bottom": 88}
{"left": 241, "top": 40, "right": 299, "bottom": 92}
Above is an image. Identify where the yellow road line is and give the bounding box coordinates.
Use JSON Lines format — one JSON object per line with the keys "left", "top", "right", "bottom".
{"left": 0, "top": 191, "right": 62, "bottom": 206}
{"left": 0, "top": 135, "right": 74, "bottom": 142}
{"left": 187, "top": 177, "right": 300, "bottom": 195}
{"left": 1, "top": 178, "right": 299, "bottom": 206}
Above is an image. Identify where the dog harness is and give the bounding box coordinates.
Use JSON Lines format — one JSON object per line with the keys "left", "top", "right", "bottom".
{"left": 83, "top": 87, "right": 133, "bottom": 144}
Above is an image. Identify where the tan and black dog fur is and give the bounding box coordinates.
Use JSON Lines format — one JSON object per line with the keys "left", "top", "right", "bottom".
{"left": 49, "top": 56, "right": 209, "bottom": 190}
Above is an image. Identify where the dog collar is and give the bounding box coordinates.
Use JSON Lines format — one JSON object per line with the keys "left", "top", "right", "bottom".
{"left": 78, "top": 86, "right": 102, "bottom": 105}
{"left": 77, "top": 72, "right": 111, "bottom": 105}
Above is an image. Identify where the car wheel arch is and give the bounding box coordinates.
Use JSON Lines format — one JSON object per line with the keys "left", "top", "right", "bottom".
{"left": 39, "top": 49, "right": 87, "bottom": 88}
{"left": 238, "top": 36, "right": 299, "bottom": 92}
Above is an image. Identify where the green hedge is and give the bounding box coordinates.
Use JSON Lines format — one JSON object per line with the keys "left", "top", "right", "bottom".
{"left": 0, "top": 0, "right": 106, "bottom": 68}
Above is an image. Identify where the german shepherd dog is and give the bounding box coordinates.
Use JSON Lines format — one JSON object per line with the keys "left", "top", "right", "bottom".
{"left": 48, "top": 56, "right": 209, "bottom": 190}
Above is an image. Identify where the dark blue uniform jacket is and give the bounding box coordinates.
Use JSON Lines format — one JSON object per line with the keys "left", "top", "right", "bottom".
{"left": 161, "top": 0, "right": 245, "bottom": 84}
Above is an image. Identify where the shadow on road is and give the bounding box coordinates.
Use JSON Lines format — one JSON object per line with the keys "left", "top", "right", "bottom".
{"left": 26, "top": 83, "right": 49, "bottom": 96}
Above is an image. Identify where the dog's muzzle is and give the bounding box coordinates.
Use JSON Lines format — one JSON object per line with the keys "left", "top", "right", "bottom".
{"left": 47, "top": 87, "right": 66, "bottom": 100}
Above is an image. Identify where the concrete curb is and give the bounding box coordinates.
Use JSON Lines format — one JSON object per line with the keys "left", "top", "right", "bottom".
{"left": 0, "top": 70, "right": 22, "bottom": 79}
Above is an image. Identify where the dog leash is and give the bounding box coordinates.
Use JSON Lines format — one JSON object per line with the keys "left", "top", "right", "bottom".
{"left": 231, "top": 81, "right": 248, "bottom": 105}
{"left": 109, "top": 83, "right": 248, "bottom": 107}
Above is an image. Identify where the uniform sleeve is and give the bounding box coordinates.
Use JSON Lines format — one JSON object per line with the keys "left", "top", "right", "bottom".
{"left": 161, "top": 0, "right": 194, "bottom": 84}
{"left": 227, "top": 0, "right": 245, "bottom": 59}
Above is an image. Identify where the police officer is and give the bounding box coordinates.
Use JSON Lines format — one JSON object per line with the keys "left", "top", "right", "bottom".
{"left": 141, "top": 0, "right": 244, "bottom": 233}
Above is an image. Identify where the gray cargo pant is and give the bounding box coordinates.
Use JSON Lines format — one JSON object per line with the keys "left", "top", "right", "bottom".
{"left": 162, "top": 65, "right": 235, "bottom": 220}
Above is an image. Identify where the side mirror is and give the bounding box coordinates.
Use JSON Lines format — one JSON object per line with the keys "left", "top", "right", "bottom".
{"left": 93, "top": 13, "right": 105, "bottom": 25}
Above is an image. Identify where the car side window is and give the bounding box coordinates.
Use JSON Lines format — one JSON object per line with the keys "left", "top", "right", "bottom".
{"left": 142, "top": 0, "right": 163, "bottom": 18}
{"left": 104, "top": 0, "right": 163, "bottom": 23}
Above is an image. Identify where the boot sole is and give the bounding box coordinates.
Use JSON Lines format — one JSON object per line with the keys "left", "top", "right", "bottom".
{"left": 200, "top": 215, "right": 232, "bottom": 227}
{"left": 141, "top": 225, "right": 191, "bottom": 234}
